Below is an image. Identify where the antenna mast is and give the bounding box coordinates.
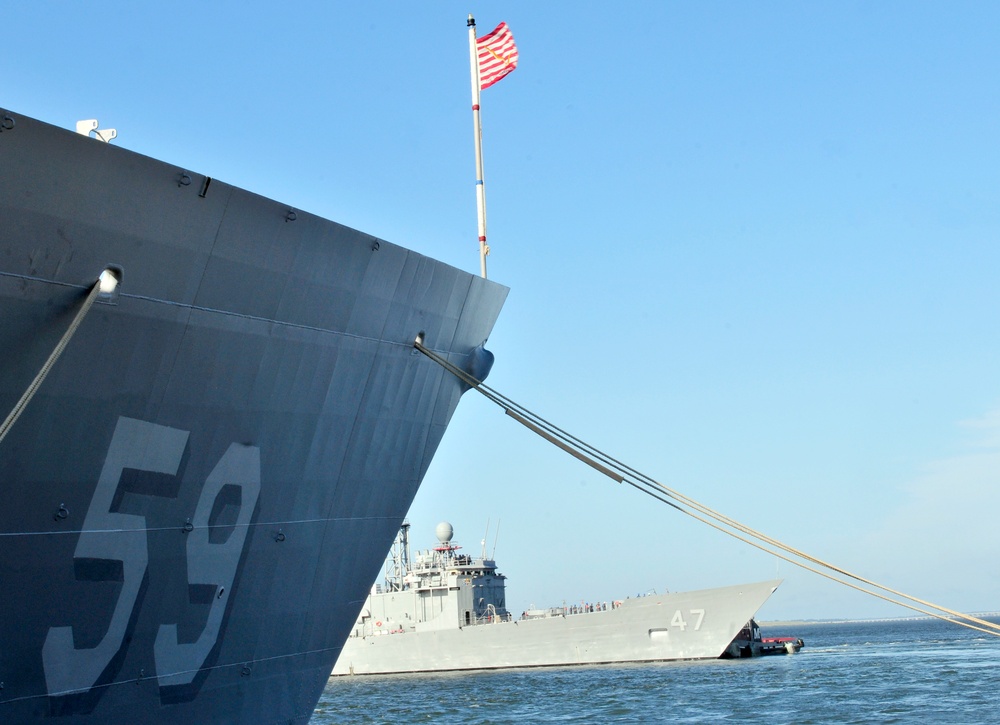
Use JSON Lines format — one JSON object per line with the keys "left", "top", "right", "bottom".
{"left": 386, "top": 521, "right": 411, "bottom": 591}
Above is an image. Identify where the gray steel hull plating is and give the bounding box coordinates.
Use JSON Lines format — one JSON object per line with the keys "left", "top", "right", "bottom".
{"left": 332, "top": 581, "right": 781, "bottom": 675}
{"left": 0, "top": 110, "right": 506, "bottom": 723}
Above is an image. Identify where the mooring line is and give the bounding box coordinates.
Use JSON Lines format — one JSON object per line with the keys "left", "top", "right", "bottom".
{"left": 0, "top": 271, "right": 118, "bottom": 445}
{"left": 415, "top": 339, "right": 1000, "bottom": 637}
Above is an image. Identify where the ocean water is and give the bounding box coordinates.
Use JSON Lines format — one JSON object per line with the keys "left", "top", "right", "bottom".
{"left": 310, "top": 617, "right": 1000, "bottom": 723}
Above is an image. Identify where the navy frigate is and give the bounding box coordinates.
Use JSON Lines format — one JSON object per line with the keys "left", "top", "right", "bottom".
{"left": 0, "top": 110, "right": 507, "bottom": 723}
{"left": 332, "top": 522, "right": 782, "bottom": 675}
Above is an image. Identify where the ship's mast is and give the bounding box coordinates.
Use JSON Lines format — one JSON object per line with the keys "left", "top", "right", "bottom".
{"left": 385, "top": 521, "right": 411, "bottom": 591}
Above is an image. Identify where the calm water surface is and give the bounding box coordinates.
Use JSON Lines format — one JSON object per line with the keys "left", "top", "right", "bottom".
{"left": 311, "top": 618, "right": 1000, "bottom": 723}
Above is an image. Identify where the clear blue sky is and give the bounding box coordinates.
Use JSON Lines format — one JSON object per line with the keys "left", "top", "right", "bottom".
{"left": 6, "top": 1, "right": 999, "bottom": 621}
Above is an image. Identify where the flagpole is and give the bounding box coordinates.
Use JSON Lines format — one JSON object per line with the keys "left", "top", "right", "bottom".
{"left": 467, "top": 14, "right": 489, "bottom": 279}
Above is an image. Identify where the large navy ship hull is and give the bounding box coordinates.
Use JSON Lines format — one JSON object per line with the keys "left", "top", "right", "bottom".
{"left": 0, "top": 110, "right": 507, "bottom": 723}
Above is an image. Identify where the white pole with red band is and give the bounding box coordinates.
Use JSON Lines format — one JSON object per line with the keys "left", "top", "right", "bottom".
{"left": 467, "top": 14, "right": 489, "bottom": 279}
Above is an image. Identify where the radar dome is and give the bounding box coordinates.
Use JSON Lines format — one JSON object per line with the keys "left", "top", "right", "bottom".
{"left": 435, "top": 522, "right": 454, "bottom": 544}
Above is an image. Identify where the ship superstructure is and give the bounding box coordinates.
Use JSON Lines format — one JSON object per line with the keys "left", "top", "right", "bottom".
{"left": 353, "top": 522, "right": 512, "bottom": 639}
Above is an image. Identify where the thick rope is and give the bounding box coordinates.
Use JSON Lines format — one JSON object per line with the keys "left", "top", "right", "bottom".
{"left": 415, "top": 340, "right": 1000, "bottom": 637}
{"left": 0, "top": 277, "right": 104, "bottom": 445}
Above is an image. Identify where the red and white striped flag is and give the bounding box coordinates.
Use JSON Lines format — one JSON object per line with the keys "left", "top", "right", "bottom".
{"left": 477, "top": 22, "right": 518, "bottom": 90}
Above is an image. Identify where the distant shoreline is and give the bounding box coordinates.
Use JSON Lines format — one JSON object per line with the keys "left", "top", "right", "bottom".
{"left": 761, "top": 613, "right": 1000, "bottom": 628}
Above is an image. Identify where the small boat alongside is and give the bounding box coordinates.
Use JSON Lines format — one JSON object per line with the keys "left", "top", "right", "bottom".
{"left": 724, "top": 620, "right": 805, "bottom": 657}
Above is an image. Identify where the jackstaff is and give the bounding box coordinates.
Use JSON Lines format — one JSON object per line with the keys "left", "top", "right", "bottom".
{"left": 467, "top": 15, "right": 519, "bottom": 278}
